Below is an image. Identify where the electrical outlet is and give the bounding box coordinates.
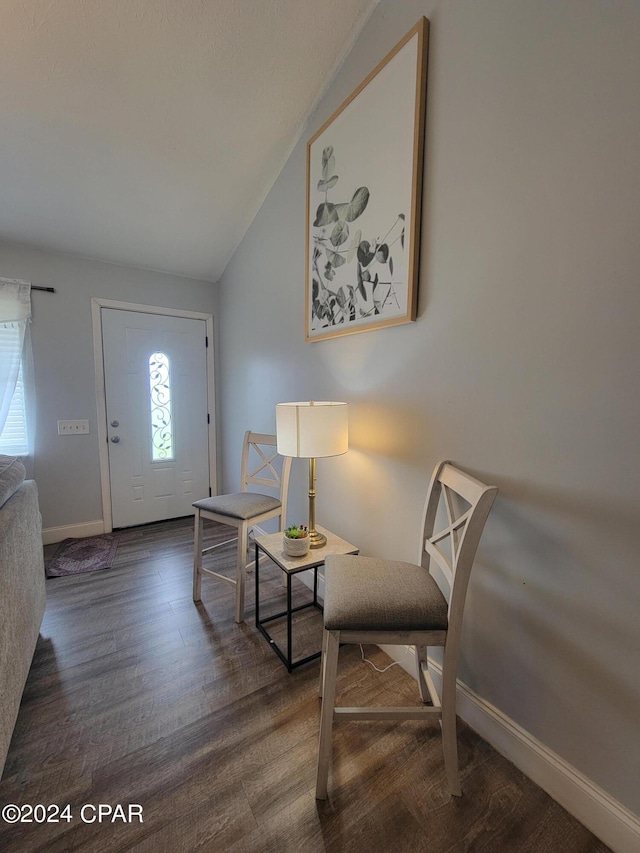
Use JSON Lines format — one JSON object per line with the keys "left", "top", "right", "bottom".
{"left": 57, "top": 419, "right": 90, "bottom": 435}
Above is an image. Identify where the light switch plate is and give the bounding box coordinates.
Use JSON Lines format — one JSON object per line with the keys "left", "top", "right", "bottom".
{"left": 58, "top": 419, "right": 90, "bottom": 435}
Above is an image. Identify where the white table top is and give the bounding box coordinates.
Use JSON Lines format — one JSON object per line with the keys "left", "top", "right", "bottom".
{"left": 254, "top": 525, "right": 358, "bottom": 574}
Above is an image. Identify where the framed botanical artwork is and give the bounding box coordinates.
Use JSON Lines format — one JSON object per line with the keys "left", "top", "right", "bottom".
{"left": 306, "top": 18, "right": 429, "bottom": 342}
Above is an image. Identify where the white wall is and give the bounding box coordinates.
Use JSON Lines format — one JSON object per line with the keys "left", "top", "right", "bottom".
{"left": 0, "top": 241, "right": 219, "bottom": 531}
{"left": 217, "top": 0, "right": 640, "bottom": 824}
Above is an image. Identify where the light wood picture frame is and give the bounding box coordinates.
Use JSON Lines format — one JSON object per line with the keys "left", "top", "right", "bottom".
{"left": 305, "top": 18, "right": 429, "bottom": 342}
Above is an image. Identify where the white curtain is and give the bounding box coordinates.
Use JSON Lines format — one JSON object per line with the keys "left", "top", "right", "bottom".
{"left": 0, "top": 278, "right": 31, "bottom": 435}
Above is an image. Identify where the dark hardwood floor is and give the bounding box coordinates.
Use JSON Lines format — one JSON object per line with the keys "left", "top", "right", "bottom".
{"left": 0, "top": 518, "right": 610, "bottom": 852}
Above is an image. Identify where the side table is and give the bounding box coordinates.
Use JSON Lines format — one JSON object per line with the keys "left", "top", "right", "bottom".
{"left": 254, "top": 525, "right": 358, "bottom": 672}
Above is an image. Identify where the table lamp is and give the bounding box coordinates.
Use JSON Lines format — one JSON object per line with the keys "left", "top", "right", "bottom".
{"left": 275, "top": 401, "right": 348, "bottom": 548}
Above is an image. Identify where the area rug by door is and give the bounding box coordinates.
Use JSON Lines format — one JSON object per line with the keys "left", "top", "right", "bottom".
{"left": 45, "top": 534, "right": 120, "bottom": 578}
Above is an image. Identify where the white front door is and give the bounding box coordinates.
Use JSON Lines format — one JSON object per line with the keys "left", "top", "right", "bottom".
{"left": 102, "top": 308, "right": 211, "bottom": 528}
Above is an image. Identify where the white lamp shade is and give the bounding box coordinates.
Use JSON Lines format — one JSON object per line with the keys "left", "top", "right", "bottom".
{"left": 276, "top": 401, "right": 348, "bottom": 458}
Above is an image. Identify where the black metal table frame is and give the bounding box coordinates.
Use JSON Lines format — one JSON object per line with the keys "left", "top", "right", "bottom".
{"left": 254, "top": 543, "right": 324, "bottom": 672}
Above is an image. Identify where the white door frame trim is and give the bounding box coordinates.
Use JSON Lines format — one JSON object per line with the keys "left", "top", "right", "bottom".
{"left": 91, "top": 297, "right": 217, "bottom": 533}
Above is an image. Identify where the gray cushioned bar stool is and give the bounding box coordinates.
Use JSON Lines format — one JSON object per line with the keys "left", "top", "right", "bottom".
{"left": 316, "top": 460, "right": 497, "bottom": 799}
{"left": 193, "top": 431, "right": 291, "bottom": 623}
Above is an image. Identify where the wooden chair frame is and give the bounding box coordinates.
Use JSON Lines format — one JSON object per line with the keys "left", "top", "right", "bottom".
{"left": 316, "top": 460, "right": 497, "bottom": 799}
{"left": 193, "top": 431, "right": 292, "bottom": 623}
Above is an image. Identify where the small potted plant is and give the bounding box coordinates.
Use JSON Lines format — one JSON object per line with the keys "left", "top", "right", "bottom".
{"left": 283, "top": 524, "right": 310, "bottom": 557}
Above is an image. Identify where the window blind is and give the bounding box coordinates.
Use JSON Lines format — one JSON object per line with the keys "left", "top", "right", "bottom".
{"left": 0, "top": 324, "right": 28, "bottom": 455}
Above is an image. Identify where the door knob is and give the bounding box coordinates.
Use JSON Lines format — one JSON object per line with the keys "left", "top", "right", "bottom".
{"left": 110, "top": 420, "right": 119, "bottom": 428}
{"left": 110, "top": 436, "right": 120, "bottom": 443}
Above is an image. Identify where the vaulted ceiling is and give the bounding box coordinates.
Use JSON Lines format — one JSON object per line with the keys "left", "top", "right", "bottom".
{"left": 0, "top": 0, "right": 377, "bottom": 281}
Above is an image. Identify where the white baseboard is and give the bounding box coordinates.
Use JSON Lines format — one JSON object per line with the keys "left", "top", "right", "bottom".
{"left": 42, "top": 519, "right": 105, "bottom": 545}
{"left": 380, "top": 645, "right": 640, "bottom": 853}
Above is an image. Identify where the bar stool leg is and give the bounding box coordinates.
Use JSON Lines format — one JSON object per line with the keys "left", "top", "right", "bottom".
{"left": 441, "top": 645, "right": 462, "bottom": 796}
{"left": 318, "top": 627, "right": 329, "bottom": 698}
{"left": 193, "top": 509, "right": 203, "bottom": 602}
{"left": 316, "top": 629, "right": 340, "bottom": 799}
{"left": 235, "top": 524, "right": 248, "bottom": 623}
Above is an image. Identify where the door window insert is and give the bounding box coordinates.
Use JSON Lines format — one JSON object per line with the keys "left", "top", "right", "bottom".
{"left": 149, "top": 352, "right": 174, "bottom": 461}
